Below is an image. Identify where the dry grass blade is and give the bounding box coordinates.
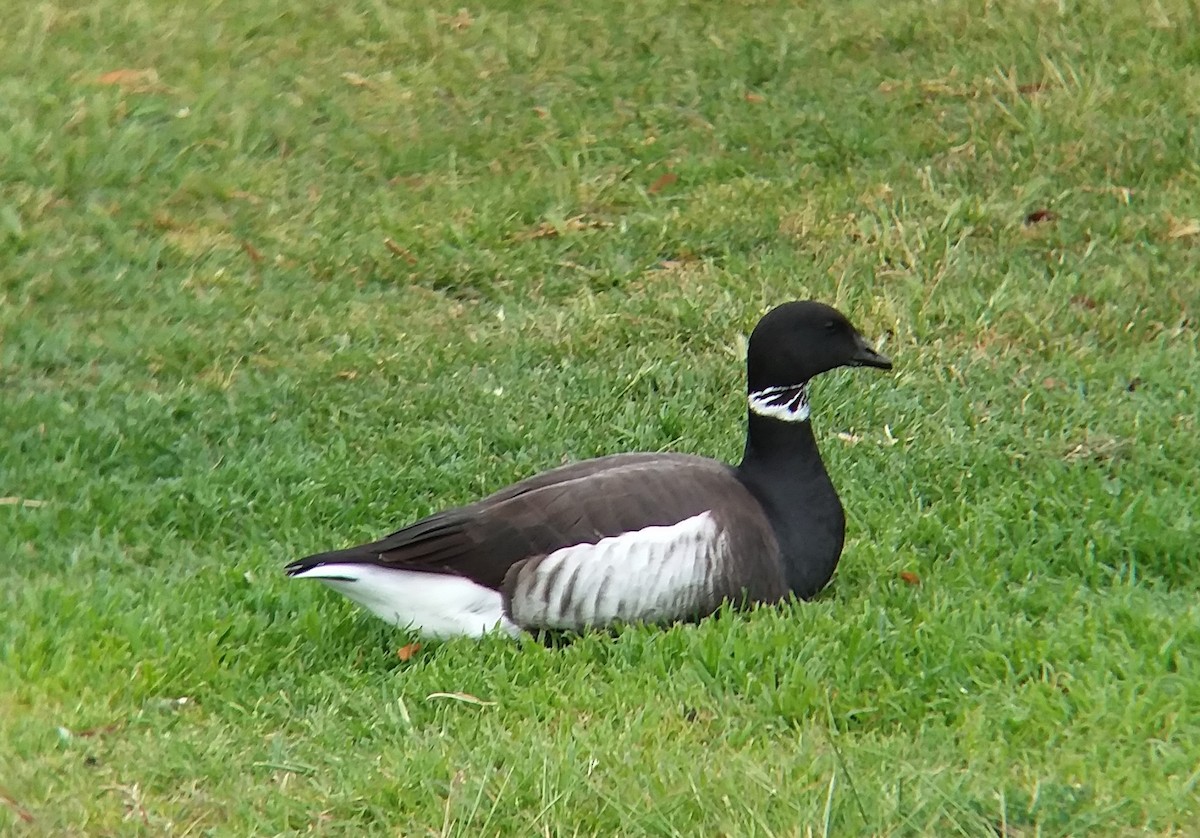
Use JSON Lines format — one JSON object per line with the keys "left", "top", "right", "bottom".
{"left": 0, "top": 496, "right": 48, "bottom": 507}
{"left": 426, "top": 692, "right": 496, "bottom": 707}
{"left": 384, "top": 238, "right": 418, "bottom": 263}
{"left": 1063, "top": 434, "right": 1127, "bottom": 463}
{"left": 0, "top": 788, "right": 34, "bottom": 823}
{"left": 513, "top": 215, "right": 611, "bottom": 241}
{"left": 94, "top": 68, "right": 165, "bottom": 93}
{"left": 1166, "top": 216, "right": 1200, "bottom": 240}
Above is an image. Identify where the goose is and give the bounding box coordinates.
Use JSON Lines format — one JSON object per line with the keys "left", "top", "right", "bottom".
{"left": 285, "top": 300, "right": 892, "bottom": 638}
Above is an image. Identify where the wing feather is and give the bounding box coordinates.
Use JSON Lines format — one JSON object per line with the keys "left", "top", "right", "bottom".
{"left": 499, "top": 499, "right": 787, "bottom": 629}
{"left": 504, "top": 511, "right": 734, "bottom": 630}
{"left": 287, "top": 453, "right": 786, "bottom": 610}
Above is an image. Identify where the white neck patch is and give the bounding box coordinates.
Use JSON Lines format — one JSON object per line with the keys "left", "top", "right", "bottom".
{"left": 748, "top": 382, "right": 810, "bottom": 422}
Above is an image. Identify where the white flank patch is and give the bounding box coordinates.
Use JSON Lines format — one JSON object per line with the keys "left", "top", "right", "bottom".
{"left": 748, "top": 382, "right": 810, "bottom": 422}
{"left": 509, "top": 510, "right": 726, "bottom": 630}
{"left": 291, "top": 564, "right": 520, "bottom": 640}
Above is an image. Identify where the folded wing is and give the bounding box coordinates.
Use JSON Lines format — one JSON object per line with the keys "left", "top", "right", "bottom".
{"left": 286, "top": 452, "right": 787, "bottom": 630}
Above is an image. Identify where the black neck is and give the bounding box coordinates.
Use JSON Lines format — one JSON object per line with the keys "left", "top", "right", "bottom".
{"left": 735, "top": 402, "right": 846, "bottom": 600}
{"left": 738, "top": 411, "right": 823, "bottom": 475}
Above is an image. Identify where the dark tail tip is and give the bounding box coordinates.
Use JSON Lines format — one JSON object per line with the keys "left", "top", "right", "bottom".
{"left": 284, "top": 556, "right": 322, "bottom": 577}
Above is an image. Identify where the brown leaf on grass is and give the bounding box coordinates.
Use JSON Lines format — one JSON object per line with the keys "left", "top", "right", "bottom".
{"left": 647, "top": 172, "right": 678, "bottom": 195}
{"left": 744, "top": 91, "right": 765, "bottom": 103}
{"left": 0, "top": 788, "right": 34, "bottom": 823}
{"left": 341, "top": 72, "right": 371, "bottom": 88}
{"left": 426, "top": 691, "right": 495, "bottom": 707}
{"left": 514, "top": 215, "right": 612, "bottom": 242}
{"left": 899, "top": 571, "right": 921, "bottom": 586}
{"left": 640, "top": 255, "right": 710, "bottom": 291}
{"left": 241, "top": 241, "right": 263, "bottom": 264}
{"left": 396, "top": 642, "right": 422, "bottom": 661}
{"left": 1041, "top": 377, "right": 1063, "bottom": 390}
{"left": 1071, "top": 294, "right": 1098, "bottom": 310}
{"left": 651, "top": 250, "right": 700, "bottom": 275}
{"left": 95, "top": 68, "right": 162, "bottom": 93}
{"left": 533, "top": 106, "right": 549, "bottom": 119}
{"left": 1024, "top": 209, "right": 1058, "bottom": 225}
{"left": 1166, "top": 216, "right": 1200, "bottom": 240}
{"left": 383, "top": 238, "right": 418, "bottom": 264}
{"left": 1017, "top": 82, "right": 1047, "bottom": 95}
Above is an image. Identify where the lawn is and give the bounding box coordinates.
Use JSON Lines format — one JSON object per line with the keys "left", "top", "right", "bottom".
{"left": 2, "top": 0, "right": 1199, "bottom": 834}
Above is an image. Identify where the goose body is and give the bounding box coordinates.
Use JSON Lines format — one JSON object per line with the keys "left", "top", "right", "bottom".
{"left": 286, "top": 301, "right": 892, "bottom": 638}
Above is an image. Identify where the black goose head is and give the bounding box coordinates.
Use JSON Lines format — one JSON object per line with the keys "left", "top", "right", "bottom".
{"left": 746, "top": 300, "right": 892, "bottom": 394}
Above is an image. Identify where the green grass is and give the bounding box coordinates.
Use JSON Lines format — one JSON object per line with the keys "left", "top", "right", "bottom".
{"left": 3, "top": 0, "right": 1199, "bottom": 834}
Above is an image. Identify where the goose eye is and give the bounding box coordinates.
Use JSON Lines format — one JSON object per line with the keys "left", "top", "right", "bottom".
{"left": 824, "top": 320, "right": 838, "bottom": 332}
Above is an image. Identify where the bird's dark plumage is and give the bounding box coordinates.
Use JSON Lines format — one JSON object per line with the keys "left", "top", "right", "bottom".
{"left": 285, "top": 300, "right": 892, "bottom": 638}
